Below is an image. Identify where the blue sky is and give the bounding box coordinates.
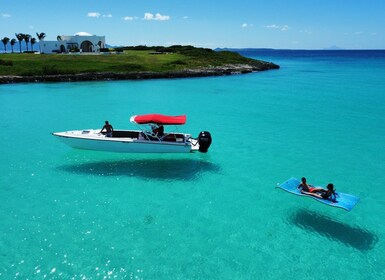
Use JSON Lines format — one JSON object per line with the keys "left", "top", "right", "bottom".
{"left": 1, "top": 0, "right": 384, "bottom": 49}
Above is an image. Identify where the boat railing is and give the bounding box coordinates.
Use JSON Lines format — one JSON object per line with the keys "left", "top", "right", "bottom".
{"left": 132, "top": 123, "right": 186, "bottom": 143}
{"left": 141, "top": 130, "right": 162, "bottom": 141}
{"left": 140, "top": 130, "right": 185, "bottom": 143}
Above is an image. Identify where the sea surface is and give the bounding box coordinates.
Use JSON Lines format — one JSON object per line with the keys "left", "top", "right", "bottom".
{"left": 1, "top": 50, "right": 385, "bottom": 279}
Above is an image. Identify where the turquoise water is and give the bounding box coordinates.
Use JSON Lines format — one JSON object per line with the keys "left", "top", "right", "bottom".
{"left": 1, "top": 50, "right": 385, "bottom": 279}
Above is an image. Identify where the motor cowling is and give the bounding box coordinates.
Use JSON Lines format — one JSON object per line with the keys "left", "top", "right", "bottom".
{"left": 198, "top": 131, "right": 212, "bottom": 153}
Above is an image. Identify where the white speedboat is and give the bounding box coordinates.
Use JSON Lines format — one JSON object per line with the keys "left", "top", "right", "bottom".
{"left": 52, "top": 114, "right": 212, "bottom": 153}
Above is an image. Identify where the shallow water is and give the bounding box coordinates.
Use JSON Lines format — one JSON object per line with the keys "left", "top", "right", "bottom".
{"left": 1, "top": 50, "right": 385, "bottom": 279}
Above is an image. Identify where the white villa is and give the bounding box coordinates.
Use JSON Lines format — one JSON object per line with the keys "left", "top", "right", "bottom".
{"left": 40, "top": 32, "right": 106, "bottom": 54}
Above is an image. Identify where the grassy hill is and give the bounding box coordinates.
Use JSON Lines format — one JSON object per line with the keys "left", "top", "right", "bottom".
{"left": 0, "top": 45, "right": 279, "bottom": 82}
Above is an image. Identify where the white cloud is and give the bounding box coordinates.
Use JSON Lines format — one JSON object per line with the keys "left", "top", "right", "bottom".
{"left": 2, "top": 13, "right": 11, "bottom": 18}
{"left": 28, "top": 25, "right": 34, "bottom": 29}
{"left": 87, "top": 12, "right": 111, "bottom": 18}
{"left": 87, "top": 12, "right": 101, "bottom": 18}
{"left": 183, "top": 16, "right": 189, "bottom": 19}
{"left": 300, "top": 29, "right": 313, "bottom": 35}
{"left": 123, "top": 16, "right": 135, "bottom": 21}
{"left": 355, "top": 31, "right": 363, "bottom": 35}
{"left": 242, "top": 23, "right": 253, "bottom": 28}
{"left": 265, "top": 24, "right": 279, "bottom": 29}
{"left": 265, "top": 24, "right": 290, "bottom": 31}
{"left": 143, "top": 12, "right": 170, "bottom": 21}
{"left": 143, "top": 13, "right": 153, "bottom": 20}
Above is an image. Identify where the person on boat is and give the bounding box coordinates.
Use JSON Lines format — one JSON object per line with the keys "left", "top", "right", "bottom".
{"left": 152, "top": 124, "right": 164, "bottom": 137}
{"left": 100, "top": 121, "right": 113, "bottom": 137}
{"left": 298, "top": 177, "right": 326, "bottom": 198}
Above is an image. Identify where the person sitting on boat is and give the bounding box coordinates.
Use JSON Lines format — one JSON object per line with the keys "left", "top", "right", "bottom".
{"left": 298, "top": 177, "right": 326, "bottom": 198}
{"left": 152, "top": 124, "right": 164, "bottom": 137}
{"left": 100, "top": 121, "right": 113, "bottom": 137}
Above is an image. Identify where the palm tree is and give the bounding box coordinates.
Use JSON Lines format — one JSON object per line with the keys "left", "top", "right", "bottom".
{"left": 1, "top": 37, "right": 10, "bottom": 53}
{"left": 15, "top": 33, "right": 24, "bottom": 53}
{"left": 36, "top": 32, "right": 46, "bottom": 53}
{"left": 24, "top": 34, "right": 31, "bottom": 52}
{"left": 36, "top": 32, "right": 46, "bottom": 40}
{"left": 31, "top": 38, "right": 37, "bottom": 52}
{"left": 10, "top": 39, "right": 16, "bottom": 53}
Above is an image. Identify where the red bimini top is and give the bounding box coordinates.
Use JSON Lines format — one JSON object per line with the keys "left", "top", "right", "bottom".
{"left": 130, "top": 114, "right": 186, "bottom": 125}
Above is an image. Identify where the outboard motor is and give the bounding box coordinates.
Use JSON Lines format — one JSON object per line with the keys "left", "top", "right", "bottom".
{"left": 197, "top": 131, "right": 212, "bottom": 153}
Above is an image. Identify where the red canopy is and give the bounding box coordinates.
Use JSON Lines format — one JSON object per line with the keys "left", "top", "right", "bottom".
{"left": 131, "top": 114, "right": 186, "bottom": 125}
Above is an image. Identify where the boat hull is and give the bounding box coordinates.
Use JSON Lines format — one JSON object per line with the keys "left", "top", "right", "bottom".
{"left": 53, "top": 130, "right": 197, "bottom": 153}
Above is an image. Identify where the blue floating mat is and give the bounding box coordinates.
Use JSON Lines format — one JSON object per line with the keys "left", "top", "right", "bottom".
{"left": 276, "top": 177, "right": 359, "bottom": 211}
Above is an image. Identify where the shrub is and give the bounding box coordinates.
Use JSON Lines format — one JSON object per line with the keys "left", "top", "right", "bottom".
{"left": 69, "top": 46, "right": 80, "bottom": 52}
{"left": 110, "top": 63, "right": 145, "bottom": 72}
{"left": 20, "top": 70, "right": 36, "bottom": 76}
{"left": 170, "top": 60, "right": 187, "bottom": 65}
{"left": 154, "top": 47, "right": 167, "bottom": 53}
{"left": 42, "top": 65, "right": 62, "bottom": 75}
{"left": 0, "top": 59, "right": 13, "bottom": 66}
{"left": 124, "top": 45, "right": 151, "bottom": 51}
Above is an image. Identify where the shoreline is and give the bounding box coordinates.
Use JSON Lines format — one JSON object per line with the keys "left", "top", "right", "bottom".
{"left": 0, "top": 63, "right": 279, "bottom": 84}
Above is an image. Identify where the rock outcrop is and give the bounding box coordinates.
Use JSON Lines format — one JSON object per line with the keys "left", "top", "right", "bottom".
{"left": 0, "top": 63, "right": 279, "bottom": 84}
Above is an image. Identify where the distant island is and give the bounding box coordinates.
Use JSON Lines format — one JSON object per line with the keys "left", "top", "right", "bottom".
{"left": 0, "top": 45, "right": 279, "bottom": 84}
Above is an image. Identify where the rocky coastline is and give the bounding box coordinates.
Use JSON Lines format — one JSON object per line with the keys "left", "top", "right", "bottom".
{"left": 0, "top": 63, "right": 279, "bottom": 84}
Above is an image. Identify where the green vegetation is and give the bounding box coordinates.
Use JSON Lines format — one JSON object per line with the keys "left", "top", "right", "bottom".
{"left": 1, "top": 37, "right": 10, "bottom": 53}
{"left": 0, "top": 45, "right": 274, "bottom": 77}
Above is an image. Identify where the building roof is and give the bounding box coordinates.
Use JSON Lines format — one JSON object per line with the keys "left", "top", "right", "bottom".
{"left": 74, "top": 32, "right": 93, "bottom": 36}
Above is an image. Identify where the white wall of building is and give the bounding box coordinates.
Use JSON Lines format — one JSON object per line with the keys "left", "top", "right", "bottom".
{"left": 40, "top": 34, "right": 106, "bottom": 54}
